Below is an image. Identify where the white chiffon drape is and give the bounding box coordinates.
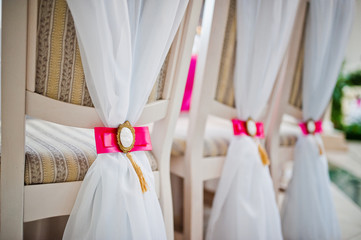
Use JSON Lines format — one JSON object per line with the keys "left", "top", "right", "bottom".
{"left": 63, "top": 1, "right": 187, "bottom": 239}
{"left": 206, "top": 0, "right": 299, "bottom": 239}
{"left": 281, "top": 1, "right": 354, "bottom": 239}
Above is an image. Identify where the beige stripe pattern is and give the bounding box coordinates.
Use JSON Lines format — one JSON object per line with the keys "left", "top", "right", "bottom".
{"left": 279, "top": 134, "right": 297, "bottom": 147}
{"left": 288, "top": 4, "right": 309, "bottom": 110}
{"left": 35, "top": 0, "right": 168, "bottom": 107}
{"left": 0, "top": 119, "right": 158, "bottom": 185}
{"left": 171, "top": 137, "right": 230, "bottom": 158}
{"left": 215, "top": 0, "right": 236, "bottom": 108}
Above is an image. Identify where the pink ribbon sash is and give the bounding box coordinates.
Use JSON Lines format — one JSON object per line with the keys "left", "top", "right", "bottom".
{"left": 232, "top": 118, "right": 265, "bottom": 138}
{"left": 299, "top": 120, "right": 323, "bottom": 135}
{"left": 94, "top": 126, "right": 152, "bottom": 154}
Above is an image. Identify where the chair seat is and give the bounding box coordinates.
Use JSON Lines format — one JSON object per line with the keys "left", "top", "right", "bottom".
{"left": 0, "top": 119, "right": 158, "bottom": 185}
{"left": 172, "top": 116, "right": 301, "bottom": 157}
{"left": 171, "top": 115, "right": 233, "bottom": 158}
{"left": 279, "top": 122, "right": 301, "bottom": 147}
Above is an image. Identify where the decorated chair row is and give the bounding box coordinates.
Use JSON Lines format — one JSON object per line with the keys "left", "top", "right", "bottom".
{"left": 1, "top": 0, "right": 202, "bottom": 239}
{"left": 1, "top": 0, "right": 354, "bottom": 239}
{"left": 170, "top": 0, "right": 303, "bottom": 239}
{"left": 170, "top": 0, "right": 354, "bottom": 239}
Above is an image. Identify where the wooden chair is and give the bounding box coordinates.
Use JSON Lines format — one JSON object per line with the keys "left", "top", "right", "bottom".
{"left": 170, "top": 0, "right": 304, "bottom": 238}
{"left": 0, "top": 0, "right": 202, "bottom": 239}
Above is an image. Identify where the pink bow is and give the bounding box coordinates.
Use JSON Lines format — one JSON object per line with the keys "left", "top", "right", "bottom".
{"left": 232, "top": 118, "right": 265, "bottom": 138}
{"left": 94, "top": 126, "right": 152, "bottom": 154}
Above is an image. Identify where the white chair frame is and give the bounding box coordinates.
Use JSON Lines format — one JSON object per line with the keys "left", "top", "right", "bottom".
{"left": 0, "top": 0, "right": 203, "bottom": 239}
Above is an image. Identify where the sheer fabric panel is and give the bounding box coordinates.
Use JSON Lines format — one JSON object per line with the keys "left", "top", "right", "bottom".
{"left": 206, "top": 0, "right": 299, "bottom": 239}
{"left": 63, "top": 1, "right": 188, "bottom": 239}
{"left": 281, "top": 1, "right": 355, "bottom": 239}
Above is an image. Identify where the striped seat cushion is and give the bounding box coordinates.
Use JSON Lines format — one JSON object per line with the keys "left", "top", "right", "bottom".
{"left": 0, "top": 119, "right": 158, "bottom": 185}
{"left": 279, "top": 122, "right": 300, "bottom": 147}
{"left": 171, "top": 116, "right": 233, "bottom": 158}
{"left": 279, "top": 133, "right": 298, "bottom": 147}
{"left": 36, "top": 0, "right": 167, "bottom": 107}
{"left": 171, "top": 116, "right": 300, "bottom": 157}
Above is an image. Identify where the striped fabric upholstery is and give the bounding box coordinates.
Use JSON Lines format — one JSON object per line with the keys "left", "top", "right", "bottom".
{"left": 288, "top": 4, "right": 309, "bottom": 110}
{"left": 172, "top": 137, "right": 230, "bottom": 158}
{"left": 288, "top": 40, "right": 304, "bottom": 110}
{"left": 171, "top": 116, "right": 232, "bottom": 158}
{"left": 35, "top": 0, "right": 168, "bottom": 107}
{"left": 0, "top": 119, "right": 158, "bottom": 185}
{"left": 279, "top": 121, "right": 301, "bottom": 147}
{"left": 214, "top": 0, "right": 236, "bottom": 108}
{"left": 279, "top": 134, "right": 298, "bottom": 147}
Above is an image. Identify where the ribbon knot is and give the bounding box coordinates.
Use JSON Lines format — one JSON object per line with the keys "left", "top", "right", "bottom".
{"left": 232, "top": 118, "right": 265, "bottom": 138}
{"left": 299, "top": 119, "right": 323, "bottom": 135}
{"left": 94, "top": 121, "right": 152, "bottom": 193}
{"left": 232, "top": 118, "right": 269, "bottom": 165}
{"left": 299, "top": 119, "right": 324, "bottom": 155}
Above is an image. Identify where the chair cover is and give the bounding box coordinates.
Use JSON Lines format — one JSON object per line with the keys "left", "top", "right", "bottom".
{"left": 281, "top": 1, "right": 355, "bottom": 239}
{"left": 63, "top": 1, "right": 187, "bottom": 239}
{"left": 206, "top": 0, "right": 299, "bottom": 239}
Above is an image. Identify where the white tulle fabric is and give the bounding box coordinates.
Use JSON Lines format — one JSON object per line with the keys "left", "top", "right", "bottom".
{"left": 63, "top": 1, "right": 187, "bottom": 239}
{"left": 206, "top": 0, "right": 299, "bottom": 239}
{"left": 281, "top": 1, "right": 354, "bottom": 239}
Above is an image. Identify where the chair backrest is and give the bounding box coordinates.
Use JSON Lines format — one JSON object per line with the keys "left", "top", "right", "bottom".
{"left": 25, "top": 0, "right": 189, "bottom": 129}
{"left": 214, "top": 0, "right": 236, "bottom": 108}
{"left": 33, "top": 0, "right": 169, "bottom": 107}
{"left": 282, "top": 2, "right": 309, "bottom": 121}
{"left": 186, "top": 0, "right": 295, "bottom": 156}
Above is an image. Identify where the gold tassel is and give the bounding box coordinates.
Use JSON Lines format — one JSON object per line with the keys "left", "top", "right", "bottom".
{"left": 318, "top": 143, "right": 323, "bottom": 155}
{"left": 126, "top": 152, "right": 148, "bottom": 193}
{"left": 258, "top": 144, "right": 270, "bottom": 166}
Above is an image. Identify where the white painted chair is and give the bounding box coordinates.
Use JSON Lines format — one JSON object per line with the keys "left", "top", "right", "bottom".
{"left": 170, "top": 0, "right": 305, "bottom": 239}
{"left": 0, "top": 0, "right": 202, "bottom": 239}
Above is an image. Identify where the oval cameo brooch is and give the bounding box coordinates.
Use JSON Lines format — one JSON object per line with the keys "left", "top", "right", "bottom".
{"left": 306, "top": 119, "right": 316, "bottom": 134}
{"left": 117, "top": 121, "right": 136, "bottom": 153}
{"left": 246, "top": 118, "right": 257, "bottom": 137}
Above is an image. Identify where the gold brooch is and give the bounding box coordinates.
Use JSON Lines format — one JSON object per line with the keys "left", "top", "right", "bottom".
{"left": 246, "top": 118, "right": 257, "bottom": 137}
{"left": 116, "top": 121, "right": 136, "bottom": 153}
{"left": 306, "top": 119, "right": 316, "bottom": 135}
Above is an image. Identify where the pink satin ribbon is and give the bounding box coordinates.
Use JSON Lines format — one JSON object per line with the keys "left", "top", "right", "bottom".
{"left": 231, "top": 118, "right": 265, "bottom": 138}
{"left": 299, "top": 121, "right": 323, "bottom": 135}
{"left": 94, "top": 126, "right": 152, "bottom": 154}
{"left": 181, "top": 54, "right": 197, "bottom": 112}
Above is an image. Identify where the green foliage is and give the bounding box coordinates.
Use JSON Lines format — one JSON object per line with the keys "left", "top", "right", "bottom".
{"left": 331, "top": 68, "right": 361, "bottom": 139}
{"left": 345, "top": 123, "right": 361, "bottom": 140}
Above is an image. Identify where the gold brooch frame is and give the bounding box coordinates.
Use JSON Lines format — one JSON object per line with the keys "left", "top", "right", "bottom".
{"left": 246, "top": 117, "right": 257, "bottom": 137}
{"left": 116, "top": 121, "right": 136, "bottom": 153}
{"left": 306, "top": 119, "right": 316, "bottom": 135}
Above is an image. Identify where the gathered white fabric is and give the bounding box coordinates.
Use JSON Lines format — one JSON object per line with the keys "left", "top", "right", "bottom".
{"left": 63, "top": 1, "right": 187, "bottom": 239}
{"left": 281, "top": 1, "right": 355, "bottom": 239}
{"left": 206, "top": 0, "right": 299, "bottom": 239}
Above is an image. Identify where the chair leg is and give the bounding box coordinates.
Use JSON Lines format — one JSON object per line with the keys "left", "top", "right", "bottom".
{"left": 1, "top": 0, "right": 28, "bottom": 239}
{"left": 184, "top": 177, "right": 204, "bottom": 240}
{"left": 159, "top": 171, "right": 175, "bottom": 240}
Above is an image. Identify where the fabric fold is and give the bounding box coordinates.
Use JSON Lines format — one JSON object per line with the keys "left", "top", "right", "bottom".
{"left": 281, "top": 1, "right": 355, "bottom": 239}
{"left": 63, "top": 0, "right": 188, "bottom": 239}
{"left": 206, "top": 0, "right": 299, "bottom": 239}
